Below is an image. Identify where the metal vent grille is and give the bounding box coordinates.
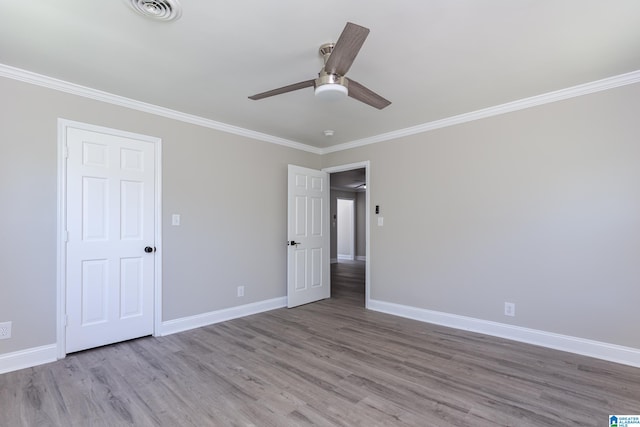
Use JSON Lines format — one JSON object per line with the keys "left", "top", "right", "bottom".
{"left": 128, "top": 0, "right": 182, "bottom": 21}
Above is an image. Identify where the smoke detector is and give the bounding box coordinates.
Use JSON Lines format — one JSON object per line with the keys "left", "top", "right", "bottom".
{"left": 128, "top": 0, "right": 182, "bottom": 21}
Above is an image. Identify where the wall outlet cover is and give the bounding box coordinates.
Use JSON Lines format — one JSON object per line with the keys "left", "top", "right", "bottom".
{"left": 0, "top": 321, "right": 12, "bottom": 339}
{"left": 504, "top": 302, "right": 516, "bottom": 317}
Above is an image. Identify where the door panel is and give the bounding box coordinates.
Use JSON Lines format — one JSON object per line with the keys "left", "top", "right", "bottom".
{"left": 81, "top": 259, "right": 108, "bottom": 325}
{"left": 120, "top": 257, "right": 144, "bottom": 318}
{"left": 311, "top": 248, "right": 322, "bottom": 287}
{"left": 121, "top": 180, "right": 144, "bottom": 240}
{"left": 66, "top": 127, "right": 155, "bottom": 353}
{"left": 287, "top": 165, "right": 329, "bottom": 308}
{"left": 83, "top": 177, "right": 108, "bottom": 240}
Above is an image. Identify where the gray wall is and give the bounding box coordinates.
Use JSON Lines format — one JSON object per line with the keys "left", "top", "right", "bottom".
{"left": 323, "top": 83, "right": 640, "bottom": 349}
{"left": 0, "top": 76, "right": 320, "bottom": 354}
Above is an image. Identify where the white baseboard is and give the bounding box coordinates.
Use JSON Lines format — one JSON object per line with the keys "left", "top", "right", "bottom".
{"left": 337, "top": 255, "right": 354, "bottom": 260}
{"left": 0, "top": 344, "right": 57, "bottom": 374}
{"left": 0, "top": 298, "right": 287, "bottom": 374}
{"left": 160, "top": 296, "right": 287, "bottom": 336}
{"left": 330, "top": 258, "right": 338, "bottom": 264}
{"left": 368, "top": 299, "right": 640, "bottom": 368}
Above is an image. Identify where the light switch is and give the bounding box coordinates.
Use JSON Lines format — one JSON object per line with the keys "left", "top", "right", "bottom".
{"left": 378, "top": 217, "right": 384, "bottom": 226}
{"left": 172, "top": 214, "right": 181, "bottom": 226}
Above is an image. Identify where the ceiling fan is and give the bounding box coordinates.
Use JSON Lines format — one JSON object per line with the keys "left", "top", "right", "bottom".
{"left": 248, "top": 22, "right": 391, "bottom": 110}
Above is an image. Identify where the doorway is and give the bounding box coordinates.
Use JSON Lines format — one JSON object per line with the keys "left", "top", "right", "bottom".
{"left": 324, "top": 162, "right": 370, "bottom": 308}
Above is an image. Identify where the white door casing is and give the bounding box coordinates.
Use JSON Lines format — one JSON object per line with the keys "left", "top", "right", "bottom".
{"left": 287, "top": 165, "right": 330, "bottom": 308}
{"left": 61, "top": 122, "right": 160, "bottom": 354}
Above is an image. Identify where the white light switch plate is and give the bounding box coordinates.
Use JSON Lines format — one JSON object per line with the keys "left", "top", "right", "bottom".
{"left": 378, "top": 217, "right": 384, "bottom": 226}
{"left": 172, "top": 214, "right": 181, "bottom": 226}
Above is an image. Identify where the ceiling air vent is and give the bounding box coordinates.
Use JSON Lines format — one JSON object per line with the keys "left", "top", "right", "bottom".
{"left": 128, "top": 0, "right": 182, "bottom": 21}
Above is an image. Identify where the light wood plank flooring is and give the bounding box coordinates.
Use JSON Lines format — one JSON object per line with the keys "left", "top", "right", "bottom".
{"left": 1, "top": 261, "right": 639, "bottom": 426}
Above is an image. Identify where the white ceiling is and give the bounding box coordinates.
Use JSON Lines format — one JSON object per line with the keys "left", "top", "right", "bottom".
{"left": 2, "top": 1, "right": 640, "bottom": 149}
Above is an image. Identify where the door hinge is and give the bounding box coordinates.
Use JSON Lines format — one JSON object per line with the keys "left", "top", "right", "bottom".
{"left": 63, "top": 145, "right": 69, "bottom": 159}
{"left": 64, "top": 230, "right": 69, "bottom": 242}
{"left": 64, "top": 315, "right": 68, "bottom": 327}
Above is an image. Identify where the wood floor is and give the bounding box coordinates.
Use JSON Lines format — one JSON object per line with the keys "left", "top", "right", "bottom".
{"left": 2, "top": 261, "right": 639, "bottom": 426}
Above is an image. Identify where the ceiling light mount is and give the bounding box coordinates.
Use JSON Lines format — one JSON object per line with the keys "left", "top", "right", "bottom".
{"left": 319, "top": 43, "right": 336, "bottom": 62}
{"left": 128, "top": 0, "right": 182, "bottom": 21}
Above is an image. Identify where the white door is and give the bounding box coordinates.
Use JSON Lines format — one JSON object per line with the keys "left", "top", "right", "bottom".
{"left": 65, "top": 127, "right": 155, "bottom": 353}
{"left": 287, "top": 165, "right": 330, "bottom": 308}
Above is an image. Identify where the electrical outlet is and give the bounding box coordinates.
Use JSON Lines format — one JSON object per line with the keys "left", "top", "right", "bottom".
{"left": 504, "top": 302, "right": 515, "bottom": 317}
{"left": 0, "top": 321, "right": 12, "bottom": 339}
{"left": 237, "top": 286, "right": 245, "bottom": 297}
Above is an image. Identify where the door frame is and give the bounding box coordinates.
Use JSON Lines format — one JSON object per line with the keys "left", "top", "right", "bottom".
{"left": 56, "top": 118, "right": 163, "bottom": 359}
{"left": 324, "top": 161, "right": 371, "bottom": 308}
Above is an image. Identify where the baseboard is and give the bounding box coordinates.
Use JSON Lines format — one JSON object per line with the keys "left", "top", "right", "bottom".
{"left": 0, "top": 344, "right": 57, "bottom": 374}
{"left": 337, "top": 255, "right": 354, "bottom": 260}
{"left": 160, "top": 296, "right": 287, "bottom": 336}
{"left": 368, "top": 299, "right": 640, "bottom": 368}
{"left": 330, "top": 258, "right": 338, "bottom": 264}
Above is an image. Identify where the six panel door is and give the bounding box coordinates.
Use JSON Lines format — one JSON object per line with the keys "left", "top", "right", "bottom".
{"left": 65, "top": 127, "right": 155, "bottom": 353}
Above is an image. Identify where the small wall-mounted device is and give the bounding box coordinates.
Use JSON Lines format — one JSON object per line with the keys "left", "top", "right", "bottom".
{"left": 375, "top": 205, "right": 380, "bottom": 214}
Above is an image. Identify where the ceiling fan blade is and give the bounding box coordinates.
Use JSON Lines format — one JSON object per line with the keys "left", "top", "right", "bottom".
{"left": 324, "top": 22, "right": 370, "bottom": 76}
{"left": 346, "top": 78, "right": 391, "bottom": 110}
{"left": 248, "top": 79, "right": 315, "bottom": 100}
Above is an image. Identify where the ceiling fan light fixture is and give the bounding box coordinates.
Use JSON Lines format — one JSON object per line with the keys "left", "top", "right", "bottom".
{"left": 314, "top": 73, "right": 348, "bottom": 101}
{"left": 315, "top": 83, "right": 348, "bottom": 100}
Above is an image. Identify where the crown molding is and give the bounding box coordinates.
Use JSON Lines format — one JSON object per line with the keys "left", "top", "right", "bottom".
{"left": 0, "top": 64, "right": 322, "bottom": 155}
{"left": 2, "top": 63, "right": 639, "bottom": 156}
{"left": 321, "top": 69, "right": 640, "bottom": 154}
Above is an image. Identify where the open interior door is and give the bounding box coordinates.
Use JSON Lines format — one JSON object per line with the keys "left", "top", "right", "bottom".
{"left": 287, "top": 165, "right": 330, "bottom": 308}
